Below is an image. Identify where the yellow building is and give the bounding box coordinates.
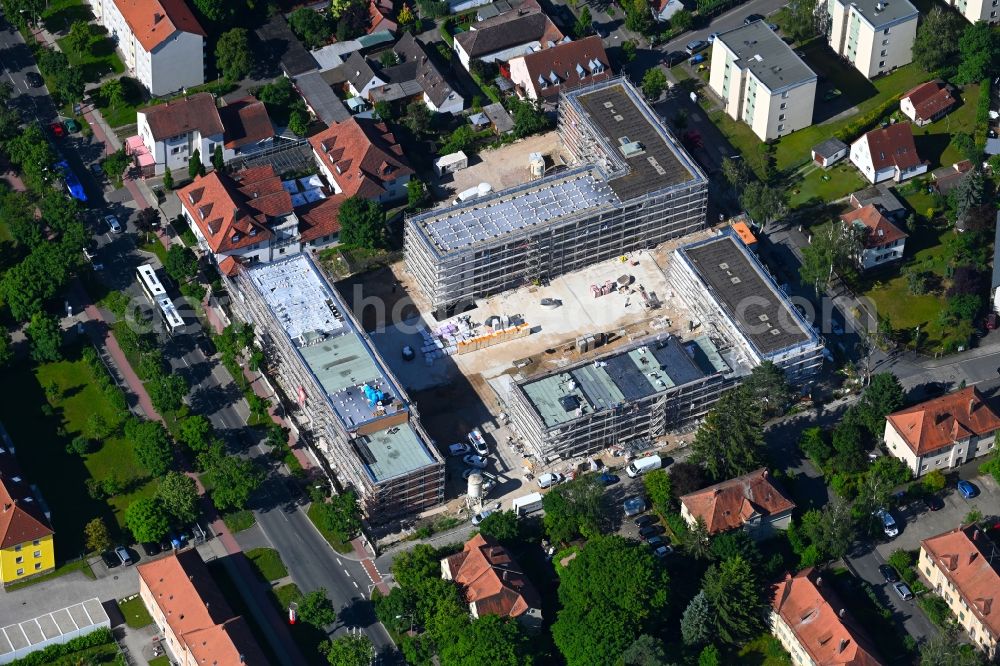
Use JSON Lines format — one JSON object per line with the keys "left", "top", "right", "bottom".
{"left": 0, "top": 430, "right": 55, "bottom": 585}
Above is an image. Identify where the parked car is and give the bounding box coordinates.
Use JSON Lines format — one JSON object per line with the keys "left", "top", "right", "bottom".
{"left": 892, "top": 582, "right": 914, "bottom": 601}
{"left": 653, "top": 544, "right": 673, "bottom": 557}
{"left": 468, "top": 429, "right": 489, "bottom": 456}
{"left": 196, "top": 335, "right": 217, "bottom": 358}
{"left": 597, "top": 472, "right": 619, "bottom": 486}
{"left": 101, "top": 550, "right": 120, "bottom": 569}
{"left": 957, "top": 479, "right": 979, "bottom": 498}
{"left": 923, "top": 495, "right": 944, "bottom": 511}
{"left": 623, "top": 496, "right": 646, "bottom": 516}
{"left": 923, "top": 381, "right": 948, "bottom": 397}
{"left": 634, "top": 515, "right": 656, "bottom": 528}
{"left": 537, "top": 472, "right": 564, "bottom": 489}
{"left": 639, "top": 525, "right": 664, "bottom": 539}
{"left": 744, "top": 13, "right": 765, "bottom": 24}
{"left": 449, "top": 442, "right": 471, "bottom": 457}
{"left": 876, "top": 508, "right": 899, "bottom": 538}
{"left": 463, "top": 454, "right": 488, "bottom": 469}
{"left": 878, "top": 564, "right": 899, "bottom": 583}
{"left": 105, "top": 214, "right": 122, "bottom": 234}
{"left": 63, "top": 118, "right": 81, "bottom": 133}
{"left": 48, "top": 122, "right": 65, "bottom": 138}
{"left": 89, "top": 162, "right": 104, "bottom": 180}
{"left": 141, "top": 541, "right": 162, "bottom": 557}
{"left": 664, "top": 51, "right": 689, "bottom": 67}
{"left": 471, "top": 509, "right": 494, "bottom": 526}
{"left": 685, "top": 40, "right": 709, "bottom": 55}
{"left": 115, "top": 546, "right": 135, "bottom": 566}
{"left": 646, "top": 535, "right": 667, "bottom": 548}
{"left": 707, "top": 32, "right": 720, "bottom": 43}
{"left": 25, "top": 71, "right": 43, "bottom": 88}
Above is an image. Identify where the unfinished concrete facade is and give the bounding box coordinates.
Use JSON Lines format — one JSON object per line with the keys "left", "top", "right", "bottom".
{"left": 507, "top": 334, "right": 741, "bottom": 460}
{"left": 227, "top": 254, "right": 444, "bottom": 521}
{"left": 404, "top": 78, "right": 708, "bottom": 315}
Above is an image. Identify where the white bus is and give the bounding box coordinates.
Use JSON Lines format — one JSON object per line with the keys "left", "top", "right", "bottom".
{"left": 136, "top": 264, "right": 185, "bottom": 333}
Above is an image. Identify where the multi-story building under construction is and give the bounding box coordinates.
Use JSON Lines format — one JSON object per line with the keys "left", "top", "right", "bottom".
{"left": 405, "top": 77, "right": 708, "bottom": 315}
{"left": 506, "top": 334, "right": 742, "bottom": 461}
{"left": 228, "top": 254, "right": 444, "bottom": 521}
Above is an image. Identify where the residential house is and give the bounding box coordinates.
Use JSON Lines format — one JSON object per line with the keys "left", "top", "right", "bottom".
{"left": 841, "top": 204, "right": 907, "bottom": 270}
{"left": 901, "top": 81, "right": 958, "bottom": 126}
{"left": 883, "top": 386, "right": 1000, "bottom": 476}
{"left": 938, "top": 0, "right": 1000, "bottom": 24}
{"left": 849, "top": 123, "right": 927, "bottom": 184}
{"left": 137, "top": 549, "right": 267, "bottom": 665}
{"left": 811, "top": 138, "right": 849, "bottom": 167}
{"left": 483, "top": 102, "right": 514, "bottom": 134}
{"left": 826, "top": 0, "right": 918, "bottom": 78}
{"left": 930, "top": 160, "right": 973, "bottom": 195}
{"left": 255, "top": 13, "right": 319, "bottom": 77}
{"left": 452, "top": 0, "right": 565, "bottom": 71}
{"left": 0, "top": 424, "right": 54, "bottom": 586}
{"left": 177, "top": 165, "right": 304, "bottom": 275}
{"left": 507, "top": 35, "right": 610, "bottom": 102}
{"left": 134, "top": 94, "right": 223, "bottom": 176}
{"left": 441, "top": 534, "right": 542, "bottom": 630}
{"left": 679, "top": 468, "right": 795, "bottom": 539}
{"left": 87, "top": 0, "right": 205, "bottom": 96}
{"left": 308, "top": 117, "right": 413, "bottom": 203}
{"left": 849, "top": 184, "right": 907, "bottom": 222}
{"left": 652, "top": 0, "right": 685, "bottom": 22}
{"left": 771, "top": 568, "right": 885, "bottom": 666}
{"left": 369, "top": 0, "right": 398, "bottom": 34}
{"left": 919, "top": 525, "right": 1000, "bottom": 658}
{"left": 218, "top": 97, "right": 276, "bottom": 162}
{"left": 709, "top": 22, "right": 817, "bottom": 141}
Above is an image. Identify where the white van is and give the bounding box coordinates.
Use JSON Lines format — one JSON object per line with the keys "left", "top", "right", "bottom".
{"left": 626, "top": 454, "right": 662, "bottom": 478}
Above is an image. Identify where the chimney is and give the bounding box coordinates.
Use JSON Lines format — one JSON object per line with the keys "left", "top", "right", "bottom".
{"left": 816, "top": 577, "right": 823, "bottom": 587}
{"left": 839, "top": 639, "right": 850, "bottom": 653}
{"left": 153, "top": 12, "right": 163, "bottom": 23}
{"left": 838, "top": 608, "right": 846, "bottom": 618}
{"left": 970, "top": 552, "right": 979, "bottom": 564}
{"left": 974, "top": 529, "right": 980, "bottom": 540}
{"left": 2, "top": 503, "right": 9, "bottom": 512}
{"left": 969, "top": 398, "right": 977, "bottom": 414}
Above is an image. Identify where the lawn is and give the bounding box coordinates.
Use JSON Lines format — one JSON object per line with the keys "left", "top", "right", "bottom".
{"left": 737, "top": 634, "right": 791, "bottom": 665}
{"left": 917, "top": 83, "right": 980, "bottom": 169}
{"left": 57, "top": 32, "right": 124, "bottom": 84}
{"left": 306, "top": 502, "right": 354, "bottom": 554}
{"left": 788, "top": 162, "right": 867, "bottom": 208}
{"left": 117, "top": 595, "right": 153, "bottom": 629}
{"left": 247, "top": 547, "right": 288, "bottom": 583}
{"left": 273, "top": 582, "right": 302, "bottom": 611}
{"left": 222, "top": 509, "right": 256, "bottom": 533}
{"left": 0, "top": 349, "right": 158, "bottom": 556}
{"left": 147, "top": 657, "right": 170, "bottom": 666}
{"left": 40, "top": 0, "right": 91, "bottom": 31}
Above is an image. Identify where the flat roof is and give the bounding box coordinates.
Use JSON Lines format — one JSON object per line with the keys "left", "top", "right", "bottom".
{"left": 519, "top": 335, "right": 728, "bottom": 428}
{"left": 677, "top": 231, "right": 815, "bottom": 356}
{"left": 408, "top": 78, "right": 705, "bottom": 257}
{"left": 245, "top": 255, "right": 437, "bottom": 482}
{"left": 717, "top": 22, "right": 816, "bottom": 92}
{"left": 0, "top": 598, "right": 109, "bottom": 661}
{"left": 296, "top": 71, "right": 350, "bottom": 125}
{"left": 844, "top": 0, "right": 918, "bottom": 26}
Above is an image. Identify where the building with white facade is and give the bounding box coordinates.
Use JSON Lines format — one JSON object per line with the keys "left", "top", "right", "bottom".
{"left": 87, "top": 0, "right": 205, "bottom": 96}
{"left": 939, "top": 0, "right": 1000, "bottom": 24}
{"left": 850, "top": 123, "right": 927, "bottom": 184}
{"left": 709, "top": 21, "right": 816, "bottom": 141}
{"left": 667, "top": 230, "right": 824, "bottom": 383}
{"left": 452, "top": 0, "right": 565, "bottom": 71}
{"left": 826, "top": 0, "right": 918, "bottom": 78}
{"left": 883, "top": 386, "right": 1000, "bottom": 477}
{"left": 507, "top": 35, "right": 610, "bottom": 102}
{"left": 680, "top": 469, "right": 795, "bottom": 539}
{"left": 841, "top": 204, "right": 907, "bottom": 270}
{"left": 308, "top": 117, "right": 413, "bottom": 204}
{"left": 133, "top": 94, "right": 222, "bottom": 176}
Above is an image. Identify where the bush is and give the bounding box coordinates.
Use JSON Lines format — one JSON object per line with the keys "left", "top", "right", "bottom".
{"left": 66, "top": 435, "right": 94, "bottom": 456}
{"left": 918, "top": 594, "right": 952, "bottom": 627}
{"left": 835, "top": 98, "right": 899, "bottom": 143}
{"left": 7, "top": 628, "right": 113, "bottom": 666}
{"left": 663, "top": 512, "right": 690, "bottom": 539}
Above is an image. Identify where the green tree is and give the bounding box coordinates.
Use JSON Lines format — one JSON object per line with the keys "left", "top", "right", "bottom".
{"left": 702, "top": 555, "right": 766, "bottom": 645}
{"left": 956, "top": 22, "right": 999, "bottom": 84}
{"left": 164, "top": 245, "right": 199, "bottom": 283}
{"left": 26, "top": 312, "right": 62, "bottom": 362}
{"left": 919, "top": 625, "right": 986, "bottom": 666}
{"left": 324, "top": 633, "right": 375, "bottom": 666}
{"left": 670, "top": 9, "right": 693, "bottom": 31}
{"left": 126, "top": 497, "right": 171, "bottom": 542}
{"left": 699, "top": 645, "right": 722, "bottom": 666}
{"left": 148, "top": 373, "right": 188, "bottom": 414}
{"left": 477, "top": 509, "right": 519, "bottom": 541}
{"left": 338, "top": 196, "right": 385, "bottom": 249}
{"left": 643, "top": 469, "right": 674, "bottom": 515}
{"left": 622, "top": 40, "right": 637, "bottom": 63}
{"left": 403, "top": 101, "right": 433, "bottom": 136}
{"left": 438, "top": 614, "right": 532, "bottom": 665}
{"left": 622, "top": 634, "right": 670, "bottom": 666}
{"left": 857, "top": 456, "right": 911, "bottom": 513}
{"left": 542, "top": 474, "right": 604, "bottom": 543}
{"left": 0, "top": 329, "right": 13, "bottom": 368}
{"left": 84, "top": 518, "right": 111, "bottom": 553}
{"left": 193, "top": 0, "right": 235, "bottom": 22}
{"left": 101, "top": 149, "right": 130, "bottom": 186}
{"left": 290, "top": 7, "right": 331, "bottom": 49}
{"left": 641, "top": 68, "right": 667, "bottom": 101}
{"left": 912, "top": 7, "right": 963, "bottom": 73}
{"left": 799, "top": 426, "right": 832, "bottom": 467}
{"left": 101, "top": 78, "right": 126, "bottom": 110}
{"left": 177, "top": 415, "right": 213, "bottom": 452}
{"left": 508, "top": 97, "right": 550, "bottom": 138}
{"left": 622, "top": 0, "right": 653, "bottom": 34}
{"left": 680, "top": 590, "right": 712, "bottom": 646}
{"left": 856, "top": 373, "right": 905, "bottom": 435}
{"left": 832, "top": 418, "right": 867, "bottom": 473}
{"left": 189, "top": 148, "right": 204, "bottom": 179}
{"left": 800, "top": 501, "right": 854, "bottom": 561}
{"left": 200, "top": 448, "right": 264, "bottom": 511}
{"left": 163, "top": 168, "right": 174, "bottom": 192}
{"left": 574, "top": 6, "right": 593, "bottom": 37}
{"left": 799, "top": 222, "right": 855, "bottom": 295}
{"left": 156, "top": 472, "right": 200, "bottom": 523}
{"left": 743, "top": 361, "right": 791, "bottom": 419}
{"left": 406, "top": 179, "right": 430, "bottom": 211}
{"left": 682, "top": 518, "right": 712, "bottom": 560}
{"left": 299, "top": 587, "right": 337, "bottom": 628}
{"left": 65, "top": 20, "right": 92, "bottom": 53}
{"left": 740, "top": 180, "right": 787, "bottom": 228}
{"left": 440, "top": 124, "right": 478, "bottom": 153}
{"left": 215, "top": 28, "right": 252, "bottom": 82}
{"left": 212, "top": 144, "right": 224, "bottom": 172}
{"left": 780, "top": 0, "right": 818, "bottom": 42}
{"left": 669, "top": 461, "right": 707, "bottom": 497}
{"left": 312, "top": 491, "right": 362, "bottom": 541}
{"left": 922, "top": 469, "right": 947, "bottom": 493}
{"left": 288, "top": 107, "right": 311, "bottom": 136}
{"left": 0, "top": 106, "right": 20, "bottom": 142}
{"left": 551, "top": 536, "right": 668, "bottom": 666}
{"left": 690, "top": 387, "right": 764, "bottom": 481}
{"left": 126, "top": 419, "right": 174, "bottom": 476}
{"left": 710, "top": 530, "right": 761, "bottom": 566}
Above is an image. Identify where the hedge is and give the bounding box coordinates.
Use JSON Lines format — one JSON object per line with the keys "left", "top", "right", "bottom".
{"left": 974, "top": 78, "right": 991, "bottom": 151}
{"left": 8, "top": 628, "right": 114, "bottom": 666}
{"left": 834, "top": 97, "right": 900, "bottom": 143}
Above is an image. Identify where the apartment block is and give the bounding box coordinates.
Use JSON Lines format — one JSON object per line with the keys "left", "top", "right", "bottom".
{"left": 940, "top": 0, "right": 1000, "bottom": 24}
{"left": 709, "top": 21, "right": 816, "bottom": 141}
{"left": 0, "top": 424, "right": 54, "bottom": 586}
{"left": 827, "top": 0, "right": 919, "bottom": 78}
{"left": 405, "top": 77, "right": 707, "bottom": 315}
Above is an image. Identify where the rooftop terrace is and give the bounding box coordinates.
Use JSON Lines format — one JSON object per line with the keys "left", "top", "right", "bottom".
{"left": 519, "top": 335, "right": 729, "bottom": 428}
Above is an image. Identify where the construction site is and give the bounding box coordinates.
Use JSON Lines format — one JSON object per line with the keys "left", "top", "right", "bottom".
{"left": 403, "top": 77, "right": 709, "bottom": 317}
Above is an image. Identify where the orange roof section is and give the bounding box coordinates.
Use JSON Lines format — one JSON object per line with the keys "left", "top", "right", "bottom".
{"left": 444, "top": 534, "right": 541, "bottom": 619}
{"left": 772, "top": 568, "right": 885, "bottom": 666}
{"left": 731, "top": 221, "right": 757, "bottom": 245}
{"left": 840, "top": 204, "right": 907, "bottom": 248}
{"left": 679, "top": 468, "right": 795, "bottom": 535}
{"left": 921, "top": 525, "right": 1000, "bottom": 641}
{"left": 0, "top": 445, "right": 53, "bottom": 549}
{"left": 886, "top": 387, "right": 1000, "bottom": 456}
{"left": 113, "top": 0, "right": 206, "bottom": 53}
{"left": 308, "top": 118, "right": 413, "bottom": 200}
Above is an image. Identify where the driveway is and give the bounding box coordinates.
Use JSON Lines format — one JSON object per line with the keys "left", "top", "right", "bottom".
{"left": 0, "top": 563, "right": 138, "bottom": 628}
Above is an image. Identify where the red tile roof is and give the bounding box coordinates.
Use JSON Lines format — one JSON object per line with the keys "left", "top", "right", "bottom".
{"left": 368, "top": 0, "right": 398, "bottom": 34}
{"left": 512, "top": 35, "right": 611, "bottom": 100}
{"left": 886, "top": 387, "right": 1000, "bottom": 456}
{"left": 680, "top": 468, "right": 795, "bottom": 535}
{"left": 444, "top": 534, "right": 541, "bottom": 620}
{"left": 0, "top": 446, "right": 53, "bottom": 549}
{"left": 177, "top": 165, "right": 293, "bottom": 254}
{"left": 902, "top": 81, "right": 957, "bottom": 123}
{"left": 922, "top": 525, "right": 1000, "bottom": 641}
{"left": 139, "top": 93, "right": 224, "bottom": 142}
{"left": 841, "top": 204, "right": 907, "bottom": 249}
{"left": 309, "top": 118, "right": 412, "bottom": 200}
{"left": 113, "top": 0, "right": 206, "bottom": 53}
{"left": 137, "top": 549, "right": 267, "bottom": 664}
{"left": 860, "top": 124, "right": 922, "bottom": 172}
{"left": 219, "top": 97, "right": 275, "bottom": 150}
{"left": 299, "top": 194, "right": 346, "bottom": 243}
{"left": 772, "top": 568, "right": 885, "bottom": 666}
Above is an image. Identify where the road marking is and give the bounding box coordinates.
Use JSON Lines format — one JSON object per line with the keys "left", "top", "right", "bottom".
{"left": 335, "top": 558, "right": 341, "bottom": 565}
{"left": 352, "top": 581, "right": 359, "bottom": 589}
